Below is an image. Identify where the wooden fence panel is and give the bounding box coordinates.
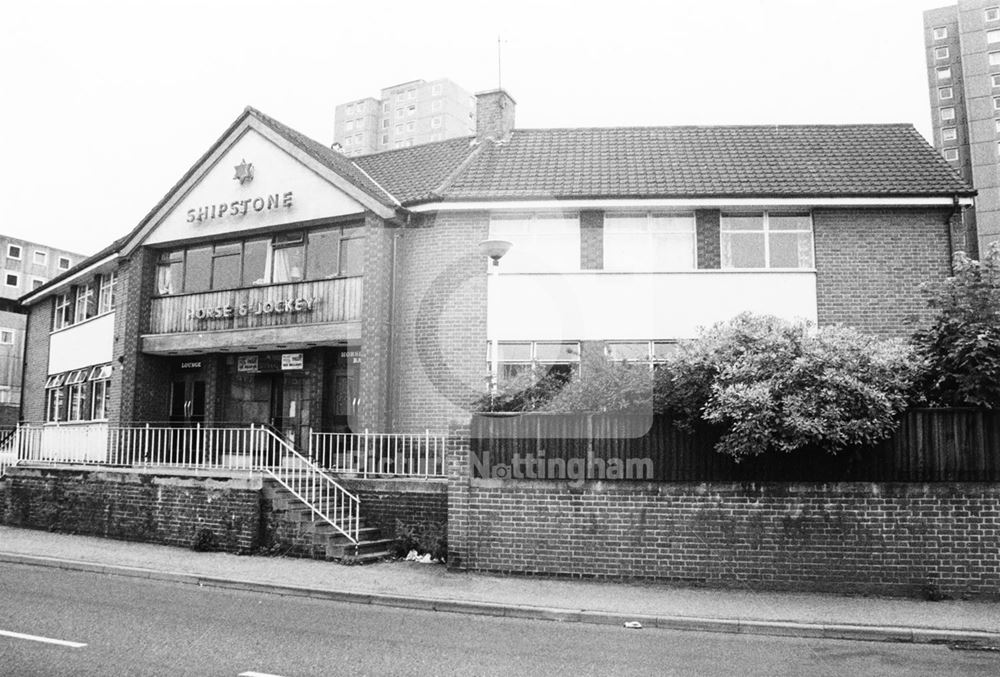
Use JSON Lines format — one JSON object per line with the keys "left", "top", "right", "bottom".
{"left": 471, "top": 409, "right": 1000, "bottom": 482}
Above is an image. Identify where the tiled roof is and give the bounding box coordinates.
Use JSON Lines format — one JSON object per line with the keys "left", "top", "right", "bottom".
{"left": 353, "top": 136, "right": 477, "bottom": 204}
{"left": 355, "top": 125, "right": 973, "bottom": 203}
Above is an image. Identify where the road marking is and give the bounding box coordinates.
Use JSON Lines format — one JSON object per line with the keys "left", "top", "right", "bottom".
{"left": 239, "top": 672, "right": 288, "bottom": 677}
{"left": 0, "top": 629, "right": 87, "bottom": 648}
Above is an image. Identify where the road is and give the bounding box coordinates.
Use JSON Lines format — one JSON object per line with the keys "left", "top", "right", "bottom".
{"left": 0, "top": 561, "right": 996, "bottom": 676}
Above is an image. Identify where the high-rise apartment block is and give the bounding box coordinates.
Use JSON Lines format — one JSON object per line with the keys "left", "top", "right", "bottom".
{"left": 922, "top": 1, "right": 1000, "bottom": 254}
{"left": 333, "top": 78, "right": 476, "bottom": 156}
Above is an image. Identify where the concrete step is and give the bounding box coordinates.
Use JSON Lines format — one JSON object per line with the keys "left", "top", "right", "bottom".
{"left": 325, "top": 538, "right": 394, "bottom": 560}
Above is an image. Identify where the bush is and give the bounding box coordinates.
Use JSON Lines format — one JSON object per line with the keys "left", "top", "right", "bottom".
{"left": 912, "top": 243, "right": 1000, "bottom": 408}
{"left": 191, "top": 528, "right": 218, "bottom": 552}
{"left": 656, "top": 313, "right": 919, "bottom": 459}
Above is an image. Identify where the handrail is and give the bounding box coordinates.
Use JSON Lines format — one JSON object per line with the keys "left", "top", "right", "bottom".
{"left": 261, "top": 426, "right": 360, "bottom": 544}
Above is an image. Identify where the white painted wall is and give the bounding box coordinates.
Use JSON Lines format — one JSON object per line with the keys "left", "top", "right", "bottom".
{"left": 487, "top": 272, "right": 818, "bottom": 341}
{"left": 48, "top": 313, "right": 115, "bottom": 374}
{"left": 145, "top": 128, "right": 365, "bottom": 245}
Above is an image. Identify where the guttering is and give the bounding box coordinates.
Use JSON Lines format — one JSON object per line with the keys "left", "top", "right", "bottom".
{"left": 20, "top": 253, "right": 118, "bottom": 306}
{"left": 407, "top": 196, "right": 975, "bottom": 212}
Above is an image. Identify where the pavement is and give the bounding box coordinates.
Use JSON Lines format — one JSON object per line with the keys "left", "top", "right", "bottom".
{"left": 0, "top": 525, "right": 997, "bottom": 646}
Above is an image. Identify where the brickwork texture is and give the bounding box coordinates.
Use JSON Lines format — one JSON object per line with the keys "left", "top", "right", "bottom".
{"left": 0, "top": 467, "right": 261, "bottom": 553}
{"left": 446, "top": 478, "right": 1000, "bottom": 598}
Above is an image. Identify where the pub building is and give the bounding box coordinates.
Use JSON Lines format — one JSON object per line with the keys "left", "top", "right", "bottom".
{"left": 18, "top": 92, "right": 976, "bottom": 457}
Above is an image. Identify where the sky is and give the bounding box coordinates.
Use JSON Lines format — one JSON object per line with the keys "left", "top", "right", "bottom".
{"left": 1, "top": 0, "right": 951, "bottom": 255}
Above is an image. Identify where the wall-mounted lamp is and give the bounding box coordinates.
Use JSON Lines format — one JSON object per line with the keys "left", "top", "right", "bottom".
{"left": 478, "top": 239, "right": 513, "bottom": 266}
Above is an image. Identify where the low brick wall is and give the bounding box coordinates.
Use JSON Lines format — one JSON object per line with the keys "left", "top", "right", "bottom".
{"left": 448, "top": 479, "right": 1000, "bottom": 599}
{"left": 343, "top": 478, "right": 448, "bottom": 538}
{"left": 0, "top": 466, "right": 261, "bottom": 553}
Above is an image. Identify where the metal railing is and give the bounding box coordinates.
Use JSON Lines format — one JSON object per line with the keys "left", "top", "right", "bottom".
{"left": 309, "top": 429, "right": 446, "bottom": 478}
{"left": 0, "top": 422, "right": 361, "bottom": 543}
{"left": 262, "top": 426, "right": 360, "bottom": 543}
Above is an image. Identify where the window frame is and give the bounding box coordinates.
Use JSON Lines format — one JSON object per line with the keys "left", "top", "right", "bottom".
{"left": 933, "top": 26, "right": 948, "bottom": 40}
{"left": 939, "top": 86, "right": 953, "bottom": 100}
{"left": 487, "top": 212, "right": 582, "bottom": 273}
{"left": 944, "top": 148, "right": 959, "bottom": 161}
{"left": 57, "top": 256, "right": 70, "bottom": 270}
{"left": 6, "top": 244, "right": 21, "bottom": 260}
{"left": 942, "top": 126, "right": 958, "bottom": 141}
{"left": 934, "top": 46, "right": 949, "bottom": 60}
{"left": 988, "top": 7, "right": 1000, "bottom": 22}
{"left": 0, "top": 329, "right": 13, "bottom": 345}
{"left": 32, "top": 250, "right": 47, "bottom": 265}
{"left": 603, "top": 212, "right": 697, "bottom": 272}
{"left": 4, "top": 272, "right": 18, "bottom": 288}
{"left": 488, "top": 340, "right": 581, "bottom": 388}
{"left": 719, "top": 211, "right": 816, "bottom": 270}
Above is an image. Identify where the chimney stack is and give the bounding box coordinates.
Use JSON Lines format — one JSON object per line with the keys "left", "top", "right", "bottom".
{"left": 475, "top": 89, "right": 516, "bottom": 142}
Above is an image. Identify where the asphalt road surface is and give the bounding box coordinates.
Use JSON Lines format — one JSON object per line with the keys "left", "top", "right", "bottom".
{"left": 0, "top": 561, "right": 997, "bottom": 676}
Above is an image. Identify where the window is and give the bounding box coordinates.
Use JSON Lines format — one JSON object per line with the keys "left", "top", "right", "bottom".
{"left": 89, "top": 364, "right": 112, "bottom": 420}
{"left": 431, "top": 83, "right": 443, "bottom": 95}
{"left": 346, "top": 104, "right": 354, "bottom": 115}
{"left": 0, "top": 329, "right": 13, "bottom": 345}
{"left": 937, "top": 66, "right": 952, "bottom": 80}
{"left": 990, "top": 30, "right": 1000, "bottom": 44}
{"left": 381, "top": 119, "right": 389, "bottom": 129}
{"left": 394, "top": 125, "right": 403, "bottom": 135}
{"left": 489, "top": 341, "right": 580, "bottom": 386}
{"left": 271, "top": 232, "right": 305, "bottom": 283}
{"left": 65, "top": 368, "right": 89, "bottom": 421}
{"left": 4, "top": 273, "right": 18, "bottom": 287}
{"left": 488, "top": 214, "right": 581, "bottom": 272}
{"left": 940, "top": 107, "right": 956, "bottom": 121}
{"left": 6, "top": 245, "right": 21, "bottom": 260}
{"left": 431, "top": 116, "right": 442, "bottom": 128}
{"left": 32, "top": 250, "right": 46, "bottom": 265}
{"left": 211, "top": 242, "right": 242, "bottom": 290}
{"left": 407, "top": 105, "right": 416, "bottom": 116}
{"left": 97, "top": 272, "right": 117, "bottom": 314}
{"left": 382, "top": 102, "right": 389, "bottom": 113}
{"left": 396, "top": 108, "right": 404, "bottom": 119}
{"left": 994, "top": 97, "right": 1000, "bottom": 111}
{"left": 74, "top": 282, "right": 96, "bottom": 323}
{"left": 990, "top": 52, "right": 1000, "bottom": 66}
{"left": 45, "top": 381, "right": 64, "bottom": 422}
{"left": 604, "top": 213, "right": 696, "bottom": 271}
{"left": 995, "top": 119, "right": 1000, "bottom": 133}
{"left": 306, "top": 226, "right": 365, "bottom": 279}
{"left": 933, "top": 26, "right": 948, "bottom": 40}
{"left": 606, "top": 341, "right": 678, "bottom": 370}
{"left": 432, "top": 100, "right": 443, "bottom": 112}
{"left": 720, "top": 212, "right": 814, "bottom": 269}
{"left": 345, "top": 120, "right": 354, "bottom": 132}
{"left": 156, "top": 250, "right": 184, "bottom": 295}
{"left": 406, "top": 122, "right": 415, "bottom": 132}
{"left": 942, "top": 127, "right": 957, "bottom": 141}
{"left": 381, "top": 134, "right": 389, "bottom": 144}
{"left": 30, "top": 277, "right": 45, "bottom": 290}
{"left": 58, "top": 256, "right": 70, "bottom": 270}
{"left": 183, "top": 245, "right": 212, "bottom": 293}
{"left": 944, "top": 148, "right": 959, "bottom": 161}
{"left": 407, "top": 89, "right": 416, "bottom": 100}
{"left": 988, "top": 7, "right": 1000, "bottom": 21}
{"left": 53, "top": 292, "right": 72, "bottom": 330}
{"left": 934, "top": 46, "right": 949, "bottom": 59}
{"left": 939, "top": 86, "right": 953, "bottom": 100}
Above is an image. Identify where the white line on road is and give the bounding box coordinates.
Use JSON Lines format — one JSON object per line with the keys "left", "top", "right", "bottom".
{"left": 239, "top": 672, "right": 288, "bottom": 677}
{"left": 0, "top": 629, "right": 87, "bottom": 648}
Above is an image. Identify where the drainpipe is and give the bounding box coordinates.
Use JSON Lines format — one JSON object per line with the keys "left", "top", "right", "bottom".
{"left": 945, "top": 194, "right": 959, "bottom": 273}
{"left": 385, "top": 229, "right": 400, "bottom": 432}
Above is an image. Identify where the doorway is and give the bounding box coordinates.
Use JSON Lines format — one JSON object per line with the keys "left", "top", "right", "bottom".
{"left": 169, "top": 374, "right": 206, "bottom": 425}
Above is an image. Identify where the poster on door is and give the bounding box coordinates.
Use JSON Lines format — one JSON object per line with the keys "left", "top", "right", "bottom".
{"left": 237, "top": 355, "right": 259, "bottom": 373}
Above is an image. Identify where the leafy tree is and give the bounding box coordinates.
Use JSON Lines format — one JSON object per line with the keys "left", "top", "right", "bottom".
{"left": 656, "top": 313, "right": 919, "bottom": 459}
{"left": 912, "top": 243, "right": 1000, "bottom": 408}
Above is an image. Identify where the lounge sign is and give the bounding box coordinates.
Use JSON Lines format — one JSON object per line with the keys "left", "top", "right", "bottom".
{"left": 186, "top": 296, "right": 320, "bottom": 321}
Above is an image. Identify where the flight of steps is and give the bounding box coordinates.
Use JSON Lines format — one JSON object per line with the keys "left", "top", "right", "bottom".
{"left": 262, "top": 479, "right": 394, "bottom": 564}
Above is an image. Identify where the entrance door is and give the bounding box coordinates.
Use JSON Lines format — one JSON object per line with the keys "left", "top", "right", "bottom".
{"left": 270, "top": 374, "right": 307, "bottom": 447}
{"left": 169, "top": 374, "right": 206, "bottom": 424}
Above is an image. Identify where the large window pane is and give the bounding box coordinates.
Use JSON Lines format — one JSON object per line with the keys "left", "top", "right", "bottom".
{"left": 535, "top": 342, "right": 580, "bottom": 362}
{"left": 242, "top": 239, "right": 269, "bottom": 286}
{"left": 769, "top": 214, "right": 811, "bottom": 231}
{"left": 497, "top": 342, "right": 531, "bottom": 361}
{"left": 307, "top": 229, "right": 341, "bottom": 279}
{"left": 211, "top": 252, "right": 241, "bottom": 290}
{"left": 489, "top": 214, "right": 580, "bottom": 272}
{"left": 184, "top": 246, "right": 212, "bottom": 292}
{"left": 722, "top": 232, "right": 766, "bottom": 268}
{"left": 156, "top": 251, "right": 183, "bottom": 295}
{"left": 721, "top": 214, "right": 764, "bottom": 231}
{"left": 770, "top": 232, "right": 814, "bottom": 268}
{"left": 607, "top": 341, "right": 649, "bottom": 361}
{"left": 340, "top": 237, "right": 364, "bottom": 276}
{"left": 272, "top": 245, "right": 304, "bottom": 283}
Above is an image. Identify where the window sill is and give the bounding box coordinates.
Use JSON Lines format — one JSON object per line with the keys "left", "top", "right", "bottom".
{"left": 494, "top": 269, "right": 818, "bottom": 275}
{"left": 152, "top": 276, "right": 363, "bottom": 300}
{"left": 43, "top": 420, "right": 108, "bottom": 427}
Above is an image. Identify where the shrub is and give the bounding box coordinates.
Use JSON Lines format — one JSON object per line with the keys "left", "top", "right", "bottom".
{"left": 912, "top": 243, "right": 1000, "bottom": 408}
{"left": 656, "top": 313, "right": 920, "bottom": 459}
{"left": 191, "top": 528, "right": 218, "bottom": 552}
{"left": 393, "top": 520, "right": 447, "bottom": 561}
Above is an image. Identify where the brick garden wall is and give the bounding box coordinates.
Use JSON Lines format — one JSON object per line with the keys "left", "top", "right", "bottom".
{"left": 446, "top": 431, "right": 1000, "bottom": 599}
{"left": 0, "top": 466, "right": 261, "bottom": 553}
{"left": 343, "top": 478, "right": 447, "bottom": 537}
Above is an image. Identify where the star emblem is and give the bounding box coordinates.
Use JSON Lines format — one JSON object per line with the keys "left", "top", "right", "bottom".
{"left": 233, "top": 159, "right": 254, "bottom": 185}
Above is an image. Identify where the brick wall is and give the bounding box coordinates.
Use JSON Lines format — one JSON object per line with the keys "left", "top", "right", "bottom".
{"left": 695, "top": 209, "right": 721, "bottom": 269}
{"left": 0, "top": 466, "right": 261, "bottom": 553}
{"left": 447, "top": 476, "right": 1000, "bottom": 599}
{"left": 21, "top": 299, "right": 51, "bottom": 422}
{"left": 580, "top": 210, "right": 603, "bottom": 270}
{"left": 343, "top": 478, "right": 447, "bottom": 537}
{"left": 814, "top": 208, "right": 953, "bottom": 337}
{"left": 392, "top": 212, "right": 489, "bottom": 433}
{"left": 359, "top": 213, "right": 395, "bottom": 431}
